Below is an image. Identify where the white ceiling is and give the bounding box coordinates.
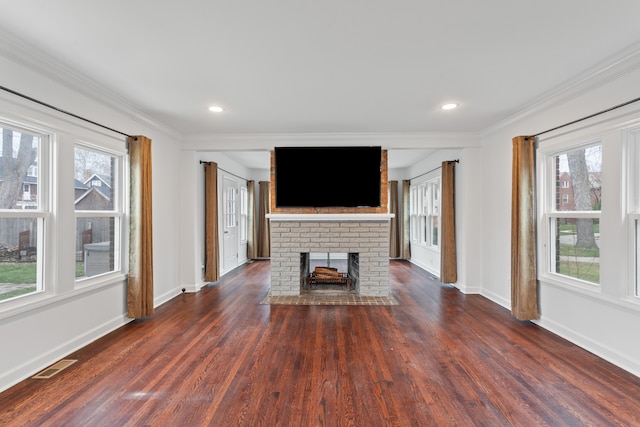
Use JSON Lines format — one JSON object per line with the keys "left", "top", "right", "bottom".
{"left": 1, "top": 1, "right": 640, "bottom": 168}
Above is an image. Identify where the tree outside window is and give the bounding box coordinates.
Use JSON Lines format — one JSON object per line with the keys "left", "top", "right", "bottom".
{"left": 0, "top": 126, "right": 43, "bottom": 301}
{"left": 551, "top": 144, "right": 602, "bottom": 284}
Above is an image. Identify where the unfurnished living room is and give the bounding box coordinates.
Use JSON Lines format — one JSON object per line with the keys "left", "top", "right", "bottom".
{"left": 1, "top": 1, "right": 640, "bottom": 426}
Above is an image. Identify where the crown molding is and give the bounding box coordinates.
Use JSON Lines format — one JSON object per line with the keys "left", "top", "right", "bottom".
{"left": 182, "top": 131, "right": 480, "bottom": 151}
{"left": 481, "top": 40, "right": 640, "bottom": 137}
{"left": 0, "top": 28, "right": 180, "bottom": 139}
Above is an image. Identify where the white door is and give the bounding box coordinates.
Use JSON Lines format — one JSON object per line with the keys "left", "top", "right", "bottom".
{"left": 222, "top": 177, "right": 239, "bottom": 272}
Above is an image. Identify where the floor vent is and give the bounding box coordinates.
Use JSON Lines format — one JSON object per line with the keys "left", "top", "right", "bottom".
{"left": 32, "top": 359, "right": 78, "bottom": 379}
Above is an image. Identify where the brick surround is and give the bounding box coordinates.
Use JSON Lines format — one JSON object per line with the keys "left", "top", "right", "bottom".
{"left": 268, "top": 214, "right": 391, "bottom": 296}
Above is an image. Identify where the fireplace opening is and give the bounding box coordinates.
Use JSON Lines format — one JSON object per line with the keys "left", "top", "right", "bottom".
{"left": 300, "top": 252, "right": 359, "bottom": 292}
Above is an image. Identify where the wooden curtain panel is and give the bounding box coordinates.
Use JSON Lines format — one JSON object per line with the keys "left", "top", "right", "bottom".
{"left": 440, "top": 161, "right": 457, "bottom": 283}
{"left": 389, "top": 180, "right": 400, "bottom": 258}
{"left": 128, "top": 135, "right": 154, "bottom": 318}
{"left": 247, "top": 180, "right": 257, "bottom": 260}
{"left": 511, "top": 136, "right": 538, "bottom": 320}
{"left": 257, "top": 181, "right": 270, "bottom": 258}
{"left": 401, "top": 179, "right": 411, "bottom": 260}
{"left": 204, "top": 162, "right": 220, "bottom": 282}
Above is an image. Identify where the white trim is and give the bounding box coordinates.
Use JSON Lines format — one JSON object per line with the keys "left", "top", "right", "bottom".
{"left": 266, "top": 213, "right": 394, "bottom": 221}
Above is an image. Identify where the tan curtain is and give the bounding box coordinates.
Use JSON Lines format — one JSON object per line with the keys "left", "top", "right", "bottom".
{"left": 440, "top": 161, "right": 457, "bottom": 283}
{"left": 128, "top": 136, "right": 154, "bottom": 318}
{"left": 204, "top": 162, "right": 220, "bottom": 282}
{"left": 389, "top": 180, "right": 400, "bottom": 257}
{"left": 511, "top": 136, "right": 538, "bottom": 320}
{"left": 257, "top": 181, "right": 270, "bottom": 258}
{"left": 247, "top": 180, "right": 257, "bottom": 260}
{"left": 401, "top": 179, "right": 411, "bottom": 260}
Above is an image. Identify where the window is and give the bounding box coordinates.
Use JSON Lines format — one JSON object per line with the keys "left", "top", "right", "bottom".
{"left": 225, "top": 186, "right": 237, "bottom": 229}
{"left": 542, "top": 142, "right": 602, "bottom": 286}
{"left": 409, "top": 177, "right": 441, "bottom": 250}
{"left": 0, "top": 108, "right": 127, "bottom": 312}
{"left": 628, "top": 127, "right": 640, "bottom": 298}
{"left": 0, "top": 123, "right": 47, "bottom": 302}
{"left": 240, "top": 186, "right": 247, "bottom": 243}
{"left": 409, "top": 186, "right": 418, "bottom": 242}
{"left": 430, "top": 180, "right": 440, "bottom": 247}
{"left": 74, "top": 146, "right": 123, "bottom": 281}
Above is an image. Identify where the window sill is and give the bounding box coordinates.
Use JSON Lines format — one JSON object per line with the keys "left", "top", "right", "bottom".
{"left": 0, "top": 273, "right": 127, "bottom": 321}
{"left": 539, "top": 274, "right": 640, "bottom": 314}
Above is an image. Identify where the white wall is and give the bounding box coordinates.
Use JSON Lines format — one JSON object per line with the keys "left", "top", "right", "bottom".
{"left": 403, "top": 147, "right": 484, "bottom": 295}
{"left": 178, "top": 151, "right": 256, "bottom": 291}
{"left": 0, "top": 50, "right": 181, "bottom": 392}
{"left": 480, "top": 57, "right": 640, "bottom": 377}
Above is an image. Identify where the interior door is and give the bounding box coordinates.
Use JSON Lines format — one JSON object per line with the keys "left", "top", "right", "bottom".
{"left": 222, "top": 176, "right": 239, "bottom": 272}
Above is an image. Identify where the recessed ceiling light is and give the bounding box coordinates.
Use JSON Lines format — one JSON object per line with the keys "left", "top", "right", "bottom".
{"left": 208, "top": 106, "right": 224, "bottom": 113}
{"left": 441, "top": 103, "right": 459, "bottom": 110}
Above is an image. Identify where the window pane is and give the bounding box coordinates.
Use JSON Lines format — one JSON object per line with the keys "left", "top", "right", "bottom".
{"left": 551, "top": 217, "right": 600, "bottom": 284}
{"left": 76, "top": 217, "right": 115, "bottom": 278}
{"left": 0, "top": 127, "right": 39, "bottom": 210}
{"left": 0, "top": 217, "right": 40, "bottom": 301}
{"left": 555, "top": 145, "right": 602, "bottom": 211}
{"left": 637, "top": 219, "right": 640, "bottom": 297}
{"left": 431, "top": 216, "right": 439, "bottom": 246}
{"left": 74, "top": 147, "right": 115, "bottom": 211}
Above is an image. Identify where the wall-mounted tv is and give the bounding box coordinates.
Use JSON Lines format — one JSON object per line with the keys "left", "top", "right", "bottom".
{"left": 274, "top": 146, "right": 382, "bottom": 208}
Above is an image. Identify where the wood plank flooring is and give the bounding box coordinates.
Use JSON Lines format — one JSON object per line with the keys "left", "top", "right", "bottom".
{"left": 1, "top": 260, "right": 640, "bottom": 426}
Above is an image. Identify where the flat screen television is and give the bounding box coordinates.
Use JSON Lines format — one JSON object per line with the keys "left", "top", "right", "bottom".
{"left": 274, "top": 146, "right": 382, "bottom": 208}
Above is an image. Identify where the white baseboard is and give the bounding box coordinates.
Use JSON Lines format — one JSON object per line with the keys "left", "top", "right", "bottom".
{"left": 535, "top": 316, "right": 640, "bottom": 379}
{"left": 456, "top": 282, "right": 481, "bottom": 294}
{"left": 480, "top": 289, "right": 511, "bottom": 310}
{"left": 155, "top": 287, "right": 183, "bottom": 306}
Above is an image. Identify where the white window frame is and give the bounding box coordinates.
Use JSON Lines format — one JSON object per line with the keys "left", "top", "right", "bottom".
{"left": 240, "top": 185, "right": 248, "bottom": 243}
{"left": 409, "top": 176, "right": 441, "bottom": 251}
{"left": 626, "top": 127, "right": 640, "bottom": 301}
{"left": 0, "top": 121, "right": 50, "bottom": 305}
{"left": 0, "top": 106, "right": 128, "bottom": 317}
{"left": 74, "top": 142, "right": 126, "bottom": 286}
{"left": 409, "top": 186, "right": 418, "bottom": 242}
{"left": 538, "top": 138, "right": 602, "bottom": 291}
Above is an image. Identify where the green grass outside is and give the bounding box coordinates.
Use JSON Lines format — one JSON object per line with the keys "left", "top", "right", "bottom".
{"left": 559, "top": 243, "right": 599, "bottom": 258}
{"left": 558, "top": 260, "right": 600, "bottom": 284}
{"left": 0, "top": 261, "right": 86, "bottom": 301}
{"left": 558, "top": 223, "right": 600, "bottom": 234}
{"left": 0, "top": 261, "right": 85, "bottom": 283}
{"left": 0, "top": 262, "right": 37, "bottom": 283}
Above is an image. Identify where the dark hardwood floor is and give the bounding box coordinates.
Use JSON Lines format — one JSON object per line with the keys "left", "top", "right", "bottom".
{"left": 2, "top": 260, "right": 640, "bottom": 426}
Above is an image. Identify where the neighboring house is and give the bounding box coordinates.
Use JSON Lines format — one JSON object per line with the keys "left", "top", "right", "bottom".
{"left": 75, "top": 174, "right": 113, "bottom": 263}
{"left": 0, "top": 167, "right": 110, "bottom": 256}
{"left": 75, "top": 173, "right": 112, "bottom": 210}
{"left": 0, "top": 162, "right": 38, "bottom": 210}
{"left": 557, "top": 171, "right": 602, "bottom": 211}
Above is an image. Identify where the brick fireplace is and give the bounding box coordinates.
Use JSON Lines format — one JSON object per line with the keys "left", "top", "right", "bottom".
{"left": 267, "top": 214, "right": 392, "bottom": 296}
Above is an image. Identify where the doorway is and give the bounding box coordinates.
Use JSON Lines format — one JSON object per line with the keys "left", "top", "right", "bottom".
{"left": 222, "top": 176, "right": 239, "bottom": 272}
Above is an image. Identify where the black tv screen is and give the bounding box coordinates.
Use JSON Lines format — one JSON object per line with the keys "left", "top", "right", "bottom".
{"left": 274, "top": 146, "right": 382, "bottom": 208}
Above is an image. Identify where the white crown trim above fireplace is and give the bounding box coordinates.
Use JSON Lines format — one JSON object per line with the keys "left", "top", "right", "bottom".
{"left": 266, "top": 213, "right": 394, "bottom": 222}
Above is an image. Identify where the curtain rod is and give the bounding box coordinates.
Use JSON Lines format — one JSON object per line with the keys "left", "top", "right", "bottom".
{"left": 533, "top": 95, "right": 640, "bottom": 138}
{"left": 0, "top": 85, "right": 134, "bottom": 139}
{"left": 410, "top": 159, "right": 459, "bottom": 181}
{"left": 200, "top": 161, "right": 249, "bottom": 182}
